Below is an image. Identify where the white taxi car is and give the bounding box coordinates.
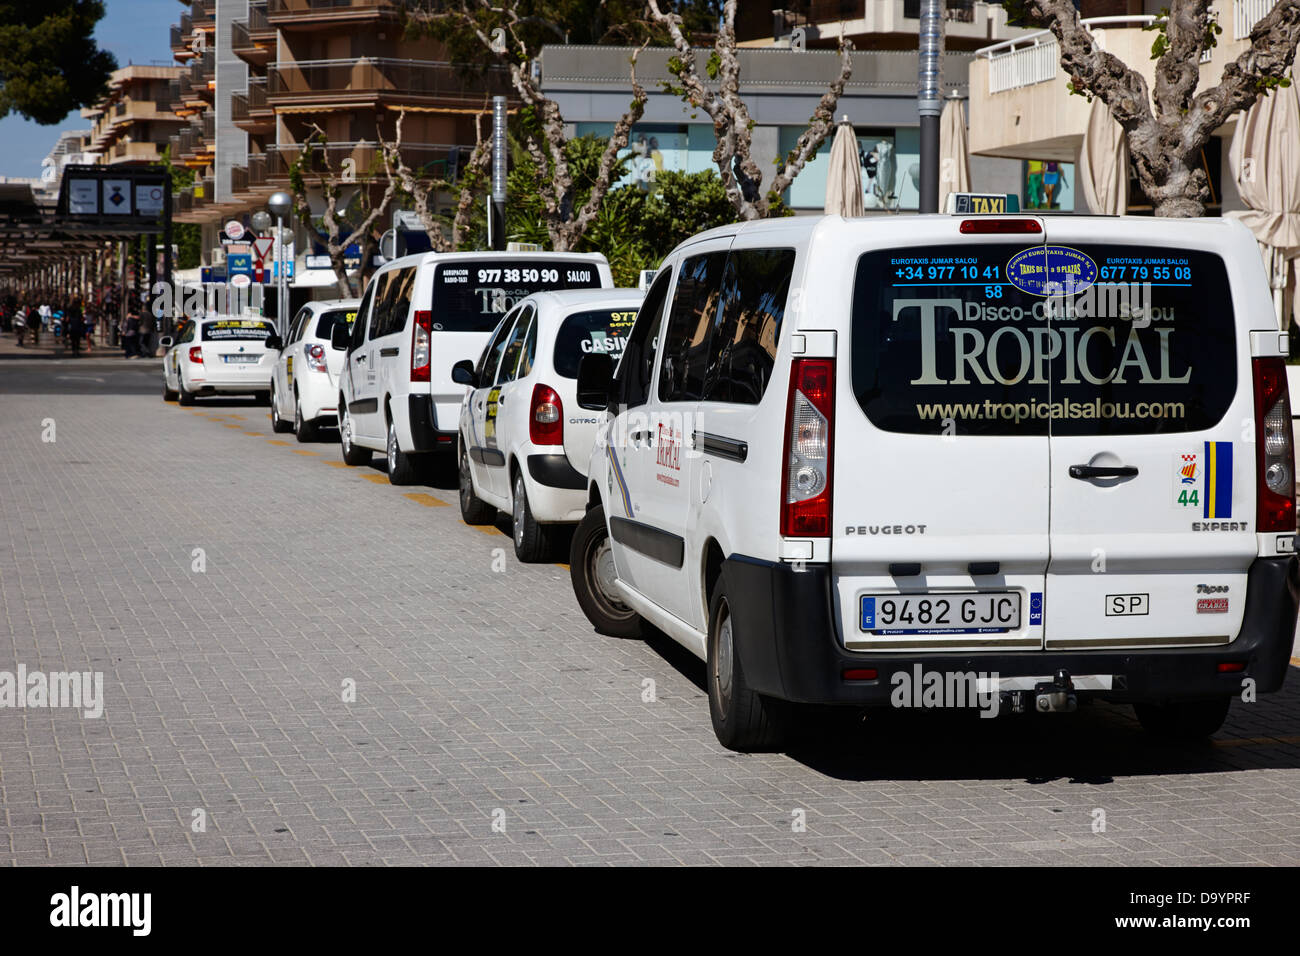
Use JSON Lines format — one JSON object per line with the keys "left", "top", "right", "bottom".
{"left": 453, "top": 288, "right": 645, "bottom": 561}
{"left": 162, "top": 316, "right": 277, "bottom": 405}
{"left": 571, "top": 214, "right": 1299, "bottom": 752}
{"left": 268, "top": 298, "right": 358, "bottom": 441}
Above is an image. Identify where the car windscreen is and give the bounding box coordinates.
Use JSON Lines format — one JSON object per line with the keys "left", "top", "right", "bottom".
{"left": 201, "top": 319, "right": 276, "bottom": 342}
{"left": 552, "top": 307, "right": 640, "bottom": 378}
{"left": 313, "top": 309, "right": 356, "bottom": 340}
{"left": 850, "top": 243, "right": 1236, "bottom": 436}
{"left": 430, "top": 259, "right": 603, "bottom": 333}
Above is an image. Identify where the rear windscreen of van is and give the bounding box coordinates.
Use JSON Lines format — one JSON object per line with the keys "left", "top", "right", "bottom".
{"left": 850, "top": 244, "right": 1236, "bottom": 436}
{"left": 431, "top": 260, "right": 603, "bottom": 333}
{"left": 552, "top": 307, "right": 640, "bottom": 378}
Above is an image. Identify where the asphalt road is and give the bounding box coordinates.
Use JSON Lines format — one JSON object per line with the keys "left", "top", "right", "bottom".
{"left": 2, "top": 360, "right": 1299, "bottom": 865}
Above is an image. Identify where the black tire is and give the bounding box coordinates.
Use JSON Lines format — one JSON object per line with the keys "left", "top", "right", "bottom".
{"left": 386, "top": 418, "right": 419, "bottom": 485}
{"left": 294, "top": 392, "right": 318, "bottom": 442}
{"left": 339, "top": 400, "right": 371, "bottom": 466}
{"left": 511, "top": 469, "right": 551, "bottom": 562}
{"left": 458, "top": 438, "right": 494, "bottom": 525}
{"left": 162, "top": 382, "right": 178, "bottom": 402}
{"left": 1134, "top": 698, "right": 1231, "bottom": 741}
{"left": 707, "top": 580, "right": 792, "bottom": 752}
{"left": 569, "top": 504, "right": 641, "bottom": 638}
{"left": 177, "top": 382, "right": 195, "bottom": 406}
{"left": 270, "top": 384, "right": 294, "bottom": 433}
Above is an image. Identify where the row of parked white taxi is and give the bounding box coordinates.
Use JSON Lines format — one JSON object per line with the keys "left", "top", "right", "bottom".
{"left": 161, "top": 214, "right": 1300, "bottom": 752}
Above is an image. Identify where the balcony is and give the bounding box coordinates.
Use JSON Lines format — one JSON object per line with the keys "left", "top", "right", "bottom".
{"left": 110, "top": 141, "right": 166, "bottom": 163}
{"left": 266, "top": 141, "right": 461, "bottom": 183}
{"left": 190, "top": 0, "right": 214, "bottom": 30}
{"left": 188, "top": 51, "right": 215, "bottom": 103}
{"left": 232, "top": 3, "right": 276, "bottom": 66}
{"left": 901, "top": 0, "right": 975, "bottom": 22}
{"left": 267, "top": 58, "right": 512, "bottom": 109}
{"left": 232, "top": 79, "right": 274, "bottom": 133}
{"left": 266, "top": 0, "right": 399, "bottom": 29}
{"left": 769, "top": 1, "right": 1033, "bottom": 48}
{"left": 969, "top": 8, "right": 1260, "bottom": 164}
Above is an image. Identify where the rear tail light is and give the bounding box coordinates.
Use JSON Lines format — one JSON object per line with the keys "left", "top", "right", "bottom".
{"left": 959, "top": 218, "right": 1042, "bottom": 234}
{"left": 305, "top": 343, "right": 327, "bottom": 372}
{"left": 1252, "top": 357, "right": 1295, "bottom": 532}
{"left": 1216, "top": 661, "right": 1245, "bottom": 673}
{"left": 781, "top": 358, "right": 835, "bottom": 537}
{"left": 188, "top": 346, "right": 203, "bottom": 364}
{"left": 530, "top": 383, "right": 563, "bottom": 446}
{"left": 842, "top": 668, "right": 878, "bottom": 681}
{"left": 410, "top": 310, "right": 432, "bottom": 382}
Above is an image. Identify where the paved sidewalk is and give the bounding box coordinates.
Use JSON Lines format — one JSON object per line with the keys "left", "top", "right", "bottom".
{"left": 2, "top": 375, "right": 1299, "bottom": 866}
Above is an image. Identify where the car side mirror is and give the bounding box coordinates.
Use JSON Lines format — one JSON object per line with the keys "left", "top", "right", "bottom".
{"left": 451, "top": 358, "right": 476, "bottom": 387}
{"left": 331, "top": 324, "right": 350, "bottom": 351}
{"left": 159, "top": 336, "right": 174, "bottom": 349}
{"left": 576, "top": 353, "right": 615, "bottom": 410}
{"left": 265, "top": 334, "right": 283, "bottom": 352}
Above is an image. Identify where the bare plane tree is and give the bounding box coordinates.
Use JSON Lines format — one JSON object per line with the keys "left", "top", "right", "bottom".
{"left": 648, "top": 0, "right": 853, "bottom": 220}
{"left": 1007, "top": 0, "right": 1300, "bottom": 216}
{"left": 380, "top": 108, "right": 491, "bottom": 253}
{"left": 288, "top": 126, "right": 397, "bottom": 296}
{"left": 405, "top": 1, "right": 648, "bottom": 251}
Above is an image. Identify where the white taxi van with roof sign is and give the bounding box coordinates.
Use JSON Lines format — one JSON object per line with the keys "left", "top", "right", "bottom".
{"left": 452, "top": 288, "right": 645, "bottom": 561}
{"left": 570, "top": 214, "right": 1300, "bottom": 752}
{"left": 335, "top": 250, "right": 614, "bottom": 483}
{"left": 161, "top": 316, "right": 277, "bottom": 406}
{"left": 265, "top": 298, "right": 358, "bottom": 441}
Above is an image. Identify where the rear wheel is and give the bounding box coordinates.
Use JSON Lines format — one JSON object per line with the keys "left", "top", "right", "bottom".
{"left": 162, "top": 381, "right": 178, "bottom": 402}
{"left": 1134, "top": 698, "right": 1231, "bottom": 741}
{"left": 511, "top": 470, "right": 551, "bottom": 562}
{"left": 294, "top": 392, "right": 318, "bottom": 442}
{"left": 569, "top": 504, "right": 640, "bottom": 638}
{"left": 458, "top": 438, "right": 494, "bottom": 525}
{"left": 177, "top": 381, "right": 195, "bottom": 406}
{"left": 270, "top": 384, "right": 294, "bottom": 433}
{"left": 386, "top": 418, "right": 419, "bottom": 485}
{"left": 339, "top": 401, "right": 371, "bottom": 466}
{"left": 707, "top": 581, "right": 792, "bottom": 752}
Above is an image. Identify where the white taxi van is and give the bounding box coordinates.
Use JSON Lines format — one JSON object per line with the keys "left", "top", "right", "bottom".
{"left": 336, "top": 250, "right": 613, "bottom": 483}
{"left": 570, "top": 214, "right": 1299, "bottom": 751}
{"left": 267, "top": 298, "right": 358, "bottom": 441}
{"left": 161, "top": 316, "right": 277, "bottom": 406}
{"left": 453, "top": 288, "right": 645, "bottom": 561}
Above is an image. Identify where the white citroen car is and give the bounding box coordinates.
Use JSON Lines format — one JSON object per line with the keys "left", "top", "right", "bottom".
{"left": 268, "top": 298, "right": 358, "bottom": 441}
{"left": 162, "top": 316, "right": 277, "bottom": 405}
{"left": 454, "top": 288, "right": 645, "bottom": 561}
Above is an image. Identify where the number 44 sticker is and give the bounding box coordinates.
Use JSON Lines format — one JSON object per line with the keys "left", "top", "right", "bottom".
{"left": 1174, "top": 452, "right": 1200, "bottom": 508}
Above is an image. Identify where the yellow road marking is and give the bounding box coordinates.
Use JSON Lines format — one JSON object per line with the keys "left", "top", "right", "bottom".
{"left": 266, "top": 440, "right": 292, "bottom": 446}
{"left": 362, "top": 473, "right": 388, "bottom": 483}
{"left": 1291, "top": 657, "right": 1300, "bottom": 667}
{"left": 555, "top": 563, "right": 569, "bottom": 570}
{"left": 403, "top": 492, "right": 449, "bottom": 507}
{"left": 227, "top": 414, "right": 247, "bottom": 421}
{"left": 243, "top": 431, "right": 262, "bottom": 436}
{"left": 323, "top": 461, "right": 350, "bottom": 468}
{"left": 223, "top": 424, "right": 243, "bottom": 429}
{"left": 293, "top": 449, "right": 321, "bottom": 456}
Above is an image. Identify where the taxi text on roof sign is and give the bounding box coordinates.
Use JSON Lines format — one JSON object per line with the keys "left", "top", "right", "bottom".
{"left": 946, "top": 193, "right": 1021, "bottom": 215}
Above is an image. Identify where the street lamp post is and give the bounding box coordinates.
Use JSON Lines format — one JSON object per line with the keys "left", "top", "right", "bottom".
{"left": 267, "top": 192, "right": 293, "bottom": 338}
{"left": 917, "top": 0, "right": 945, "bottom": 214}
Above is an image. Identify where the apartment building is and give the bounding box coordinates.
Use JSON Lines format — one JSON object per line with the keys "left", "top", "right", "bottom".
{"left": 80, "top": 65, "right": 189, "bottom": 167}
{"left": 967, "top": 0, "right": 1273, "bottom": 214}
{"left": 167, "top": 0, "right": 512, "bottom": 275}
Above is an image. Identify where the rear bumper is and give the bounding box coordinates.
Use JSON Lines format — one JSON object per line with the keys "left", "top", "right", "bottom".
{"left": 723, "top": 554, "right": 1300, "bottom": 706}
{"left": 405, "top": 394, "right": 456, "bottom": 452}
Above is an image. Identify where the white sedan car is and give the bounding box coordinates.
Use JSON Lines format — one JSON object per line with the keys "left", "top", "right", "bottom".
{"left": 454, "top": 288, "right": 645, "bottom": 561}
{"left": 162, "top": 316, "right": 277, "bottom": 406}
{"left": 268, "top": 298, "right": 358, "bottom": 441}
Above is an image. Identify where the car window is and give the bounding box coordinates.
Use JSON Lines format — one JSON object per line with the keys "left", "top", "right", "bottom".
{"left": 552, "top": 306, "right": 640, "bottom": 379}
{"left": 497, "top": 304, "right": 535, "bottom": 384}
{"left": 478, "top": 307, "right": 519, "bottom": 385}
{"left": 659, "top": 251, "right": 728, "bottom": 403}
{"left": 178, "top": 321, "right": 195, "bottom": 344}
{"left": 349, "top": 283, "right": 375, "bottom": 352}
{"left": 290, "top": 309, "right": 310, "bottom": 343}
{"left": 617, "top": 270, "right": 671, "bottom": 408}
{"left": 517, "top": 307, "right": 539, "bottom": 379}
{"left": 385, "top": 268, "right": 416, "bottom": 337}
{"left": 701, "top": 248, "right": 794, "bottom": 405}
{"left": 368, "top": 272, "right": 394, "bottom": 340}
{"left": 314, "top": 308, "right": 357, "bottom": 341}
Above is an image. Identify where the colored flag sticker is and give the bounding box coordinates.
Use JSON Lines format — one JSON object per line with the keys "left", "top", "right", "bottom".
{"left": 1203, "top": 441, "right": 1233, "bottom": 519}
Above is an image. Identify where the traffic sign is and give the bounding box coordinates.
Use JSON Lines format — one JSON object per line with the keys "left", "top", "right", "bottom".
{"left": 252, "top": 237, "right": 274, "bottom": 263}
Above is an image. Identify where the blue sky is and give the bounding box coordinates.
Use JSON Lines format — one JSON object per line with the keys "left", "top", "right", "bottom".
{"left": 0, "top": 0, "right": 181, "bottom": 177}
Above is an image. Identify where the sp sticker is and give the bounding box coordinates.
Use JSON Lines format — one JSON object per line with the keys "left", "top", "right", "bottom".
{"left": 1006, "top": 245, "right": 1098, "bottom": 297}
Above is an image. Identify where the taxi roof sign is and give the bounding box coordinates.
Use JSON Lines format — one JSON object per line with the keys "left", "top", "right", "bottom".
{"left": 945, "top": 193, "right": 1020, "bottom": 215}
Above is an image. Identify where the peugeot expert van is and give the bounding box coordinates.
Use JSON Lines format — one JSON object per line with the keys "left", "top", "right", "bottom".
{"left": 570, "top": 214, "right": 1299, "bottom": 752}
{"left": 336, "top": 250, "right": 613, "bottom": 481}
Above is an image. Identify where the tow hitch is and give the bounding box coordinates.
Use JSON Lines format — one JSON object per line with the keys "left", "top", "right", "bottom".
{"left": 1033, "top": 669, "right": 1077, "bottom": 714}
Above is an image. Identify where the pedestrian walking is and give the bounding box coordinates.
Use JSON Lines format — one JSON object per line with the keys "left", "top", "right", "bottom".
{"left": 138, "top": 310, "right": 157, "bottom": 358}
{"left": 36, "top": 302, "right": 49, "bottom": 345}
{"left": 14, "top": 305, "right": 27, "bottom": 347}
{"left": 66, "top": 298, "right": 85, "bottom": 357}
{"left": 121, "top": 310, "right": 140, "bottom": 358}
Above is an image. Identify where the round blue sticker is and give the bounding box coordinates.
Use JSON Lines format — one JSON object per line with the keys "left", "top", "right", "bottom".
{"left": 1006, "top": 245, "right": 1098, "bottom": 297}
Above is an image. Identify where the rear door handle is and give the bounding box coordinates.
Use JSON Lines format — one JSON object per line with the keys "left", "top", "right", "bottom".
{"left": 1069, "top": 464, "right": 1138, "bottom": 479}
{"left": 630, "top": 429, "right": 650, "bottom": 446}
